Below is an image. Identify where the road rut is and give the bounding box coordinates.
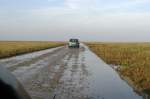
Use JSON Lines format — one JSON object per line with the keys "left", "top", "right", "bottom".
{"left": 0, "top": 44, "right": 143, "bottom": 99}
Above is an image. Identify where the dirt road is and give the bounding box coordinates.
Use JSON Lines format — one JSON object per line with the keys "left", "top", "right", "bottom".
{"left": 0, "top": 44, "right": 143, "bottom": 99}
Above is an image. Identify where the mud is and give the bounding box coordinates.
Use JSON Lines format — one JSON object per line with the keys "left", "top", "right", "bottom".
{"left": 0, "top": 44, "right": 144, "bottom": 99}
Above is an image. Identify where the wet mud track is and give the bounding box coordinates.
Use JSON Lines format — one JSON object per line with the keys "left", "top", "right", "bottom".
{"left": 0, "top": 45, "right": 143, "bottom": 99}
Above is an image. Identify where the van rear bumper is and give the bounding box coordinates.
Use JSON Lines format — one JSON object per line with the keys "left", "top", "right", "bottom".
{"left": 68, "top": 45, "right": 80, "bottom": 48}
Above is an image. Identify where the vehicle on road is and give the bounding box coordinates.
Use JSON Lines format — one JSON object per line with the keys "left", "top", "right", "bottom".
{"left": 68, "top": 39, "right": 80, "bottom": 48}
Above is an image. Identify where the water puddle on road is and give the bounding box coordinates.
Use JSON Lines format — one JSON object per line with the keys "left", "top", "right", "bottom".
{"left": 83, "top": 45, "right": 143, "bottom": 99}
{"left": 51, "top": 45, "right": 146, "bottom": 99}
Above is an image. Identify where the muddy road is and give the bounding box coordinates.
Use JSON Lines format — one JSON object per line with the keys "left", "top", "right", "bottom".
{"left": 0, "top": 44, "right": 143, "bottom": 99}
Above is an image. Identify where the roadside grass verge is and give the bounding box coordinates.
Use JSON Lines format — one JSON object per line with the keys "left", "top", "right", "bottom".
{"left": 0, "top": 41, "right": 65, "bottom": 59}
{"left": 87, "top": 42, "right": 150, "bottom": 94}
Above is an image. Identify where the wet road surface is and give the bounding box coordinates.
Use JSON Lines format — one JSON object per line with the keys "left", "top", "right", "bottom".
{"left": 0, "top": 44, "right": 143, "bottom": 99}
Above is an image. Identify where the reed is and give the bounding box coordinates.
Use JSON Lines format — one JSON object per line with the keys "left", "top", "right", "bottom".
{"left": 87, "top": 42, "right": 150, "bottom": 94}
{"left": 0, "top": 41, "right": 65, "bottom": 58}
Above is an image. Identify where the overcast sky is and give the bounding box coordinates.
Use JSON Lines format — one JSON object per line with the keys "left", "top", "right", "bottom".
{"left": 0, "top": 0, "right": 150, "bottom": 42}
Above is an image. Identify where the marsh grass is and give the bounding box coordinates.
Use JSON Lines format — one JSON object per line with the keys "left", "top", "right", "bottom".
{"left": 0, "top": 41, "right": 65, "bottom": 58}
{"left": 87, "top": 42, "right": 150, "bottom": 94}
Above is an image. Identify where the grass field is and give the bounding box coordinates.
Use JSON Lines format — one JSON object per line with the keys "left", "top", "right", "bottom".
{"left": 87, "top": 42, "right": 150, "bottom": 94}
{"left": 0, "top": 41, "right": 65, "bottom": 59}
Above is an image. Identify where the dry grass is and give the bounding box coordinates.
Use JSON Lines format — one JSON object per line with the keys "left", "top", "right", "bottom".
{"left": 0, "top": 41, "right": 65, "bottom": 58}
{"left": 87, "top": 42, "right": 150, "bottom": 94}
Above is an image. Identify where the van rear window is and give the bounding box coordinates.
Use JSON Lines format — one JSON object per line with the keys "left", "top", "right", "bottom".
{"left": 70, "top": 39, "right": 78, "bottom": 42}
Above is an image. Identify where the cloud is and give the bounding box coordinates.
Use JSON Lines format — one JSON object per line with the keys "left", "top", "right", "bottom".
{"left": 63, "top": 0, "right": 150, "bottom": 12}
{"left": 0, "top": 0, "right": 150, "bottom": 41}
{"left": 64, "top": 0, "right": 95, "bottom": 9}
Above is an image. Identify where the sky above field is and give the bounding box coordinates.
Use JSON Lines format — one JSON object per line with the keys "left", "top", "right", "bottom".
{"left": 0, "top": 0, "right": 150, "bottom": 41}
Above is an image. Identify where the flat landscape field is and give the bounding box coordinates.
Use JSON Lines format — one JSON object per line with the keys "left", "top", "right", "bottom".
{"left": 0, "top": 41, "right": 65, "bottom": 58}
{"left": 87, "top": 42, "right": 150, "bottom": 94}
